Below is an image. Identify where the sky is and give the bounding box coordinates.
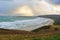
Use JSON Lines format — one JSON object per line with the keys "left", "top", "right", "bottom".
{"left": 0, "top": 0, "right": 60, "bottom": 16}
{"left": 46, "top": 0, "right": 60, "bottom": 5}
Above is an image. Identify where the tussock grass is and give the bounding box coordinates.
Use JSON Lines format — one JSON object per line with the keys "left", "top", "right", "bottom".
{"left": 0, "top": 25, "right": 60, "bottom": 40}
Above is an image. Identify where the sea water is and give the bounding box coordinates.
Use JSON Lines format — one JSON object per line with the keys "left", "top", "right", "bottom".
{"left": 0, "top": 16, "right": 37, "bottom": 22}
{"left": 0, "top": 16, "right": 52, "bottom": 30}
{"left": 0, "top": 16, "right": 39, "bottom": 29}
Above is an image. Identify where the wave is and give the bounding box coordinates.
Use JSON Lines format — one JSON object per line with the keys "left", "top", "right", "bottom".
{"left": 0, "top": 17, "right": 53, "bottom": 31}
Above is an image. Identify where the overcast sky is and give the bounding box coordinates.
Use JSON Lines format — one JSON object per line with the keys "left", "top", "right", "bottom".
{"left": 0, "top": 0, "right": 60, "bottom": 16}
{"left": 46, "top": 0, "right": 60, "bottom": 5}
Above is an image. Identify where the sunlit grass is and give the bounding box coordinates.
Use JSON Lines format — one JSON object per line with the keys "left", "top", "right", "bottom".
{"left": 0, "top": 34, "right": 60, "bottom": 40}
{"left": 0, "top": 25, "right": 60, "bottom": 40}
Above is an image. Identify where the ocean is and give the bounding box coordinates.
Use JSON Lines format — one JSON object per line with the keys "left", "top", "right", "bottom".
{"left": 0, "top": 16, "right": 53, "bottom": 31}
{"left": 0, "top": 16, "right": 40, "bottom": 30}
{"left": 0, "top": 16, "right": 37, "bottom": 22}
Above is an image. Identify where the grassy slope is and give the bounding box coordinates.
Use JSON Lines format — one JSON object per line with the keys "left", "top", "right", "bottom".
{"left": 0, "top": 25, "right": 60, "bottom": 40}
{"left": 1, "top": 34, "right": 60, "bottom": 40}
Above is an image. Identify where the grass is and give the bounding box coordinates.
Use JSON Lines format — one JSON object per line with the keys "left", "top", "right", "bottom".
{"left": 45, "top": 34, "right": 60, "bottom": 40}
{"left": 32, "top": 34, "right": 60, "bottom": 40}
{"left": 0, "top": 34, "right": 60, "bottom": 40}
{"left": 0, "top": 25, "right": 60, "bottom": 40}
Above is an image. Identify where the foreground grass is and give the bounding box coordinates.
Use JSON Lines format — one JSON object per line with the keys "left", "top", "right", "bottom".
{"left": 0, "top": 34, "right": 60, "bottom": 40}
{"left": 0, "top": 25, "right": 60, "bottom": 40}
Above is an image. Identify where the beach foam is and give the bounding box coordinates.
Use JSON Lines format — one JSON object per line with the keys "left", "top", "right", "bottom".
{"left": 0, "top": 17, "right": 54, "bottom": 31}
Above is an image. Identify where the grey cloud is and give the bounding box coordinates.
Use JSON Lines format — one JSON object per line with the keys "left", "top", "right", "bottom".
{"left": 46, "top": 0, "right": 60, "bottom": 5}
{"left": 0, "top": 0, "right": 59, "bottom": 16}
{"left": 0, "top": 0, "right": 30, "bottom": 16}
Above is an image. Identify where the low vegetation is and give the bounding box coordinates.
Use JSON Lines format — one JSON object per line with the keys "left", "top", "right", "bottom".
{"left": 0, "top": 25, "right": 60, "bottom": 40}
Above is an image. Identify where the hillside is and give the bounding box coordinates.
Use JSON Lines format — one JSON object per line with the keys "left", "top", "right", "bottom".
{"left": 38, "top": 15, "right": 60, "bottom": 25}
{"left": 0, "top": 25, "right": 60, "bottom": 35}
{"left": 0, "top": 28, "right": 34, "bottom": 34}
{"left": 0, "top": 25, "right": 60, "bottom": 40}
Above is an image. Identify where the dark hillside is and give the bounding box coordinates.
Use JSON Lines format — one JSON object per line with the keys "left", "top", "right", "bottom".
{"left": 38, "top": 15, "right": 60, "bottom": 25}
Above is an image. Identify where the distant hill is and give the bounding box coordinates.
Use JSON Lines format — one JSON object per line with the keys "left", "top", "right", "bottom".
{"left": 38, "top": 15, "right": 60, "bottom": 25}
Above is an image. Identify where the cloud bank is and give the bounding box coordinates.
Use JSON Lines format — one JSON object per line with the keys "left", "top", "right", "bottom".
{"left": 0, "top": 0, "right": 60, "bottom": 16}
